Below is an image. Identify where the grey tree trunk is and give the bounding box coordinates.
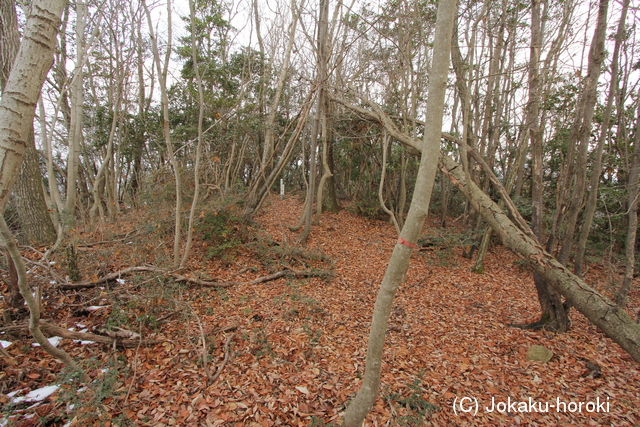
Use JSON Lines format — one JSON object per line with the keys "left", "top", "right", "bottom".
{"left": 557, "top": 0, "right": 608, "bottom": 266}
{"left": 143, "top": 0, "right": 183, "bottom": 268}
{"left": 342, "top": 0, "right": 457, "bottom": 424}
{"left": 617, "top": 102, "right": 640, "bottom": 306}
{"left": 575, "top": 0, "right": 628, "bottom": 277}
{"left": 527, "top": 0, "right": 568, "bottom": 331}
{"left": 14, "top": 133, "right": 57, "bottom": 245}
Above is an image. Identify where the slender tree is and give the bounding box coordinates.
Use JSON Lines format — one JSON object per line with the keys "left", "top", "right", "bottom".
{"left": 143, "top": 0, "right": 183, "bottom": 268}
{"left": 575, "top": 0, "right": 629, "bottom": 277}
{"left": 342, "top": 0, "right": 457, "bottom": 424}
{"left": 617, "top": 101, "right": 640, "bottom": 306}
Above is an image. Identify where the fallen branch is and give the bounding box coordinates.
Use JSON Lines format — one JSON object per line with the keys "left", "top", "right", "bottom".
{"left": 58, "top": 266, "right": 166, "bottom": 290}
{"left": 168, "top": 271, "right": 233, "bottom": 287}
{"left": 194, "top": 268, "right": 331, "bottom": 288}
{"left": 0, "top": 321, "right": 159, "bottom": 348}
{"left": 57, "top": 266, "right": 330, "bottom": 290}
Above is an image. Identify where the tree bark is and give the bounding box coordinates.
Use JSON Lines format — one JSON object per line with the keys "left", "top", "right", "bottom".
{"left": 575, "top": 0, "right": 628, "bottom": 277}
{"left": 14, "top": 133, "right": 57, "bottom": 245}
{"left": 557, "top": 0, "right": 608, "bottom": 266}
{"left": 342, "top": 1, "right": 457, "bottom": 425}
{"left": 616, "top": 101, "right": 640, "bottom": 306}
{"left": 64, "top": 0, "right": 86, "bottom": 221}
{"left": 2, "top": 0, "right": 56, "bottom": 246}
{"left": 528, "top": 0, "right": 568, "bottom": 331}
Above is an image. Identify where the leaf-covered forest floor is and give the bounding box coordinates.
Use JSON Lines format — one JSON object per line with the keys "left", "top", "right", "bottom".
{"left": 1, "top": 195, "right": 640, "bottom": 426}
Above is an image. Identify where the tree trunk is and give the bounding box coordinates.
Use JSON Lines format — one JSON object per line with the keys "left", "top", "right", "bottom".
{"left": 246, "top": 0, "right": 302, "bottom": 213}
{"left": 0, "top": 0, "right": 86, "bottom": 376}
{"left": 575, "top": 0, "right": 628, "bottom": 277}
{"left": 1, "top": 0, "right": 56, "bottom": 246}
{"left": 143, "top": 0, "right": 182, "bottom": 268}
{"left": 14, "top": 133, "right": 57, "bottom": 245}
{"left": 557, "top": 0, "right": 608, "bottom": 266}
{"left": 65, "top": 0, "right": 86, "bottom": 222}
{"left": 616, "top": 101, "right": 640, "bottom": 306}
{"left": 313, "top": 0, "right": 331, "bottom": 225}
{"left": 342, "top": 1, "right": 457, "bottom": 424}
{"left": 180, "top": 0, "right": 206, "bottom": 268}
{"left": 528, "top": 0, "right": 569, "bottom": 331}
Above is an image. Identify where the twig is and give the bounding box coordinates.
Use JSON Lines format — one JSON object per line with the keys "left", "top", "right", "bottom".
{"left": 24, "top": 258, "right": 66, "bottom": 285}
{"left": 189, "top": 305, "right": 212, "bottom": 381}
{"left": 209, "top": 333, "right": 235, "bottom": 384}
{"left": 76, "top": 228, "right": 142, "bottom": 249}
{"left": 122, "top": 322, "right": 144, "bottom": 407}
{"left": 211, "top": 323, "right": 238, "bottom": 335}
{"left": 0, "top": 344, "right": 17, "bottom": 365}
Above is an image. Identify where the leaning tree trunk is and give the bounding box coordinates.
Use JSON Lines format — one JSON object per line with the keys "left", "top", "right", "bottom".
{"left": 440, "top": 155, "right": 640, "bottom": 362}
{"left": 342, "top": 1, "right": 457, "bottom": 425}
{"left": 336, "top": 88, "right": 640, "bottom": 363}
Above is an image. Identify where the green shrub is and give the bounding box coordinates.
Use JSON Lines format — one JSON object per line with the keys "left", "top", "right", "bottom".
{"left": 195, "top": 208, "right": 248, "bottom": 259}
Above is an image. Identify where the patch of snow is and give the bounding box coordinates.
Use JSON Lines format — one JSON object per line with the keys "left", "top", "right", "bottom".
{"left": 7, "top": 389, "right": 27, "bottom": 398}
{"left": 11, "top": 385, "right": 60, "bottom": 403}
{"left": 0, "top": 340, "right": 12, "bottom": 349}
{"left": 73, "top": 340, "right": 96, "bottom": 345}
{"left": 32, "top": 336, "right": 62, "bottom": 347}
{"left": 87, "top": 306, "right": 108, "bottom": 311}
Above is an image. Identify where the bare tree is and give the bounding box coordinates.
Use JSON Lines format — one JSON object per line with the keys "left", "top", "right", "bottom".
{"left": 574, "top": 0, "right": 629, "bottom": 277}
{"left": 617, "top": 100, "right": 640, "bottom": 306}
{"left": 180, "top": 0, "right": 207, "bottom": 268}
{"left": 342, "top": 0, "right": 457, "bottom": 424}
{"left": 143, "top": 0, "right": 183, "bottom": 268}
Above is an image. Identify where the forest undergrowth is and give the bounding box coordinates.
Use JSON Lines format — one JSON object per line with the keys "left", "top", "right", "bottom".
{"left": 1, "top": 195, "right": 639, "bottom": 426}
